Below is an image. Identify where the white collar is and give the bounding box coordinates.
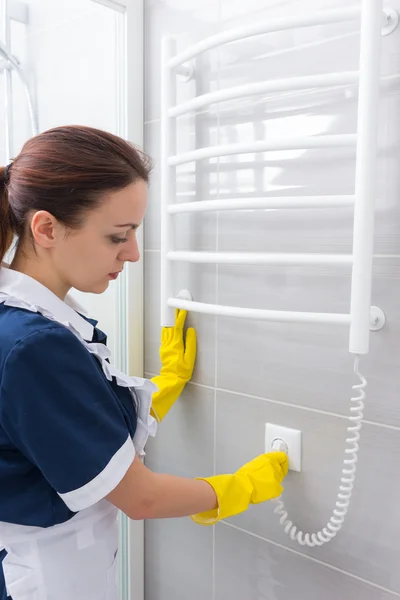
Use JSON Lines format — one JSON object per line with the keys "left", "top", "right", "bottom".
{"left": 0, "top": 267, "right": 94, "bottom": 341}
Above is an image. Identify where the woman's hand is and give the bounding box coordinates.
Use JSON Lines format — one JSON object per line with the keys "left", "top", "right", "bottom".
{"left": 150, "top": 310, "right": 196, "bottom": 422}
{"left": 192, "top": 452, "right": 289, "bottom": 525}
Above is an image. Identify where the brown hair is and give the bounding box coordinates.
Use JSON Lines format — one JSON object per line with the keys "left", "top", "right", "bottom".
{"left": 0, "top": 125, "right": 152, "bottom": 263}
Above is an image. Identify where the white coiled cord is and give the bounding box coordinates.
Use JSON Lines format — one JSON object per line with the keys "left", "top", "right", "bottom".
{"left": 273, "top": 355, "right": 366, "bottom": 547}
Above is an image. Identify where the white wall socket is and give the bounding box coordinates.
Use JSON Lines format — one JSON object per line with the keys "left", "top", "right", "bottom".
{"left": 265, "top": 423, "right": 302, "bottom": 472}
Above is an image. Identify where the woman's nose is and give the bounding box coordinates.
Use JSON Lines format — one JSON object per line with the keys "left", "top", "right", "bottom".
{"left": 119, "top": 237, "right": 140, "bottom": 263}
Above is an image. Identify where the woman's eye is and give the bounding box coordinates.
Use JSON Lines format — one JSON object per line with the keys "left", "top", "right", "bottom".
{"left": 111, "top": 236, "right": 128, "bottom": 244}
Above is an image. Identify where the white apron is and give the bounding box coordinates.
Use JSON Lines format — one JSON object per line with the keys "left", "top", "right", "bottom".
{"left": 0, "top": 291, "right": 157, "bottom": 600}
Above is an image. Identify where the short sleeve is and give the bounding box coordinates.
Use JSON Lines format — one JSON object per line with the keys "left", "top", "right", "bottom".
{"left": 0, "top": 325, "right": 135, "bottom": 512}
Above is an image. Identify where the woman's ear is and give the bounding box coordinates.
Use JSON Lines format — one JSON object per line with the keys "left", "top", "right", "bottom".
{"left": 30, "top": 211, "right": 59, "bottom": 249}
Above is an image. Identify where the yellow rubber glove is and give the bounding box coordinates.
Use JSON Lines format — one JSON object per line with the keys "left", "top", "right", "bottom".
{"left": 150, "top": 310, "right": 196, "bottom": 422}
{"left": 191, "top": 452, "right": 288, "bottom": 525}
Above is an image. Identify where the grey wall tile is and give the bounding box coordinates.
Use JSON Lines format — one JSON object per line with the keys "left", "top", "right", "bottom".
{"left": 215, "top": 388, "right": 400, "bottom": 593}
{"left": 144, "top": 383, "right": 214, "bottom": 600}
{"left": 215, "top": 523, "right": 396, "bottom": 600}
{"left": 144, "top": 118, "right": 219, "bottom": 252}
{"left": 145, "top": 517, "right": 213, "bottom": 600}
{"left": 144, "top": 251, "right": 217, "bottom": 386}
{"left": 144, "top": 251, "right": 162, "bottom": 376}
{"left": 215, "top": 93, "right": 400, "bottom": 257}
{"left": 145, "top": 382, "right": 214, "bottom": 479}
{"left": 217, "top": 0, "right": 400, "bottom": 256}
{"left": 144, "top": 0, "right": 400, "bottom": 598}
{"left": 144, "top": 383, "right": 214, "bottom": 597}
{"left": 144, "top": 0, "right": 220, "bottom": 122}
{"left": 216, "top": 257, "right": 400, "bottom": 427}
{"left": 144, "top": 121, "right": 162, "bottom": 252}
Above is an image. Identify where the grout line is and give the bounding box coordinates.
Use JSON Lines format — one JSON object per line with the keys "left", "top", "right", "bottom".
{"left": 144, "top": 119, "right": 161, "bottom": 125}
{"left": 143, "top": 248, "right": 160, "bottom": 253}
{"left": 215, "top": 385, "right": 400, "bottom": 432}
{"left": 144, "top": 371, "right": 400, "bottom": 433}
{"left": 212, "top": 525, "right": 216, "bottom": 600}
{"left": 211, "top": 36, "right": 222, "bottom": 600}
{"left": 362, "top": 418, "right": 400, "bottom": 431}
{"left": 211, "top": 287, "right": 218, "bottom": 600}
{"left": 220, "top": 521, "right": 400, "bottom": 598}
{"left": 214, "top": 36, "right": 221, "bottom": 480}
{"left": 212, "top": 316, "right": 218, "bottom": 600}
{"left": 211, "top": 527, "right": 216, "bottom": 600}
{"left": 213, "top": 368, "right": 218, "bottom": 470}
{"left": 215, "top": 385, "right": 351, "bottom": 419}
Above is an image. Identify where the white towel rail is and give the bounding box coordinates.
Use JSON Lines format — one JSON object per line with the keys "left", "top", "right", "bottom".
{"left": 167, "top": 298, "right": 352, "bottom": 325}
{"left": 168, "top": 195, "right": 355, "bottom": 214}
{"left": 349, "top": 0, "right": 382, "bottom": 354}
{"left": 169, "top": 134, "right": 357, "bottom": 167}
{"left": 168, "top": 195, "right": 355, "bottom": 213}
{"left": 167, "top": 252, "right": 353, "bottom": 267}
{"left": 168, "top": 7, "right": 361, "bottom": 68}
{"left": 160, "top": 0, "right": 388, "bottom": 356}
{"left": 169, "top": 72, "right": 359, "bottom": 118}
{"left": 160, "top": 0, "right": 392, "bottom": 551}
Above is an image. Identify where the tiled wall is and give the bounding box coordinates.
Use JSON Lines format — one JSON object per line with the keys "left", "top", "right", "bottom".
{"left": 1, "top": 0, "right": 122, "bottom": 353}
{"left": 143, "top": 0, "right": 400, "bottom": 599}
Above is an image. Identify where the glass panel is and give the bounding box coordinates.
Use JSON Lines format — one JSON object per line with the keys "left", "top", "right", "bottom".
{"left": 0, "top": 0, "right": 123, "bottom": 352}
{"left": 0, "top": 2, "right": 132, "bottom": 598}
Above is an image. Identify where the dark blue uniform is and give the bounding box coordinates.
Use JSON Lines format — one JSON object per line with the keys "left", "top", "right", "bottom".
{"left": 0, "top": 299, "right": 138, "bottom": 599}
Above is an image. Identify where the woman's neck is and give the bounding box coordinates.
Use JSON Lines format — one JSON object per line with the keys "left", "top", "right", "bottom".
{"left": 10, "top": 252, "right": 70, "bottom": 300}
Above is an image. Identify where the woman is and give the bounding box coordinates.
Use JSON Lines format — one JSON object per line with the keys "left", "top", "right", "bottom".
{"left": 0, "top": 126, "right": 288, "bottom": 600}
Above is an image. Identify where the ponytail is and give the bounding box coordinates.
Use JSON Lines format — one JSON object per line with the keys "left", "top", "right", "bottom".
{"left": 0, "top": 166, "right": 15, "bottom": 265}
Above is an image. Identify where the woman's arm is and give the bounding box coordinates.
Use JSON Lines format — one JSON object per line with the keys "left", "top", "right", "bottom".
{"left": 107, "top": 451, "right": 288, "bottom": 524}
{"left": 106, "top": 456, "right": 217, "bottom": 520}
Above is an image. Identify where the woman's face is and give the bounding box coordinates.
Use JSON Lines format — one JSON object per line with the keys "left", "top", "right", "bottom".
{"left": 53, "top": 179, "right": 148, "bottom": 294}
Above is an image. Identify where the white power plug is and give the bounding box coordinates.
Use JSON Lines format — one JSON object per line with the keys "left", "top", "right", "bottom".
{"left": 271, "top": 438, "right": 289, "bottom": 454}
{"left": 265, "top": 423, "right": 302, "bottom": 472}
